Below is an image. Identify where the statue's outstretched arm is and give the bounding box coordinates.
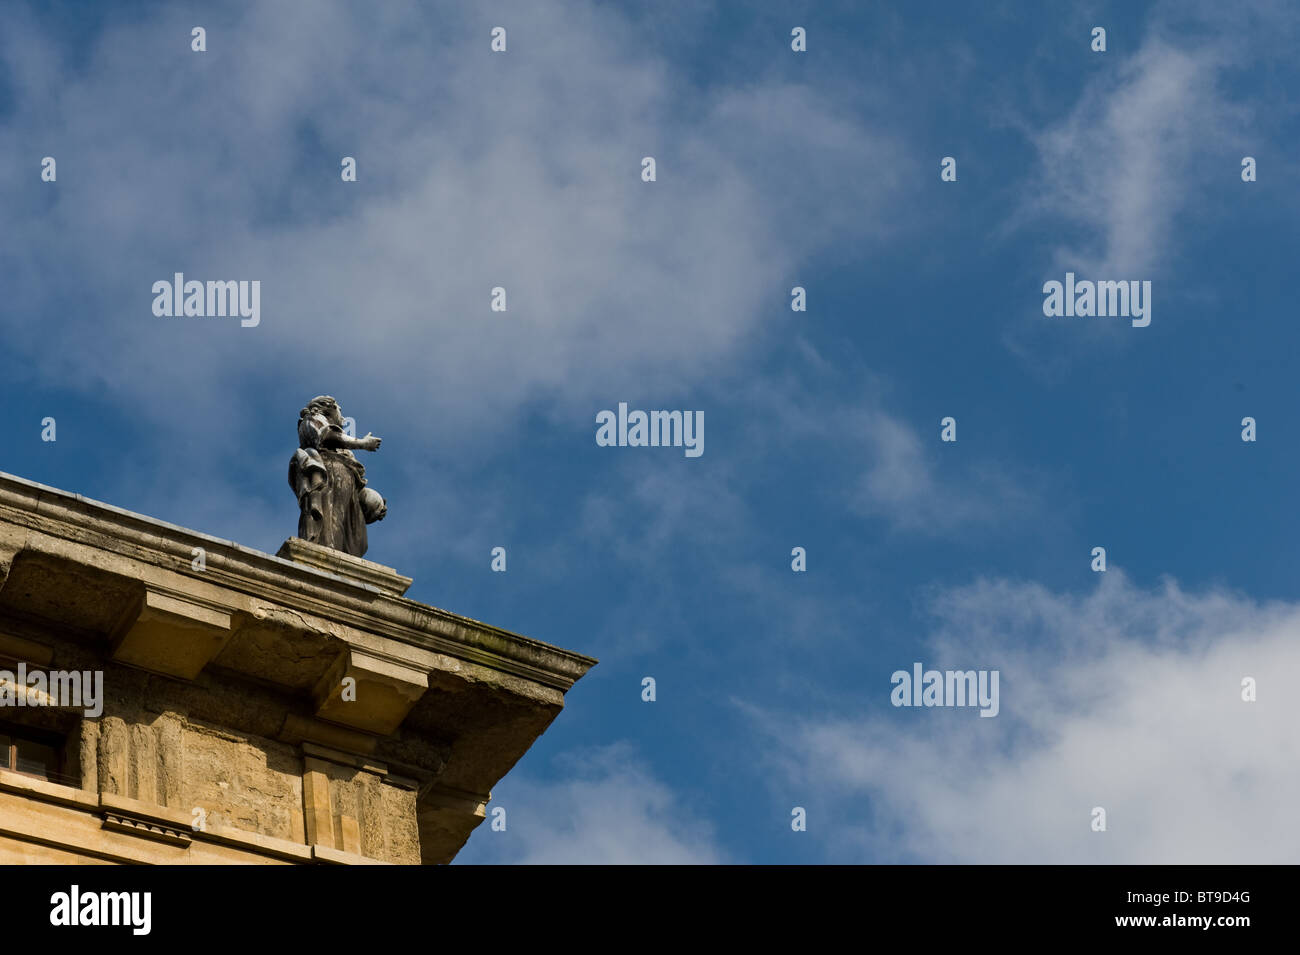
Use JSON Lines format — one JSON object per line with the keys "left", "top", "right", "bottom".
{"left": 320, "top": 429, "right": 382, "bottom": 453}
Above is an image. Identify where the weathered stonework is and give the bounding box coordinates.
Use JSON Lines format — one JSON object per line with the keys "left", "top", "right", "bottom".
{"left": 0, "top": 471, "right": 595, "bottom": 864}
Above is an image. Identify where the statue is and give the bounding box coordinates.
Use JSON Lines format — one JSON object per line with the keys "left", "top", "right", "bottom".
{"left": 288, "top": 396, "right": 387, "bottom": 558}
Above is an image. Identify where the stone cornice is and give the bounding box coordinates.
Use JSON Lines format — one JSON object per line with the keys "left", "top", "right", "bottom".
{"left": 0, "top": 471, "right": 596, "bottom": 692}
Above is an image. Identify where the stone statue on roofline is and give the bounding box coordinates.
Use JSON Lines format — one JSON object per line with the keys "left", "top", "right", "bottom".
{"left": 288, "top": 396, "right": 387, "bottom": 558}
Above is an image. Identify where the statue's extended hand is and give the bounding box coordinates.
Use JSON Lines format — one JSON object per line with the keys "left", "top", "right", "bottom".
{"left": 359, "top": 433, "right": 382, "bottom": 452}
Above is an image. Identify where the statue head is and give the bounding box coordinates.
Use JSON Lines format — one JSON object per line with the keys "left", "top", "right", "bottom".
{"left": 303, "top": 395, "right": 343, "bottom": 427}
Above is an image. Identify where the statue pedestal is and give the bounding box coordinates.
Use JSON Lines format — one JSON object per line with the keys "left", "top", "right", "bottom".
{"left": 276, "top": 537, "right": 413, "bottom": 596}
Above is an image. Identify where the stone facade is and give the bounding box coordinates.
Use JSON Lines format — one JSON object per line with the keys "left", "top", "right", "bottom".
{"left": 0, "top": 472, "right": 595, "bottom": 864}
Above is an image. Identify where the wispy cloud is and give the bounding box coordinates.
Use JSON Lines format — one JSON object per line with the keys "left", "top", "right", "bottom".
{"left": 1019, "top": 34, "right": 1249, "bottom": 278}
{"left": 849, "top": 409, "right": 1038, "bottom": 533}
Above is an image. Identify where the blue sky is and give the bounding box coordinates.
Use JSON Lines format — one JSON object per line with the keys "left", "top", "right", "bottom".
{"left": 3, "top": 0, "right": 1299, "bottom": 863}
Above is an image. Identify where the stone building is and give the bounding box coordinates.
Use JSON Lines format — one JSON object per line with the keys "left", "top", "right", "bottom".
{"left": 0, "top": 471, "right": 595, "bottom": 864}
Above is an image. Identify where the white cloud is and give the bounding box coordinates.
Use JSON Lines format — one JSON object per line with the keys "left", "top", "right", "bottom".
{"left": 765, "top": 571, "right": 1300, "bottom": 863}
{"left": 0, "top": 0, "right": 904, "bottom": 449}
{"left": 457, "top": 744, "right": 725, "bottom": 864}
